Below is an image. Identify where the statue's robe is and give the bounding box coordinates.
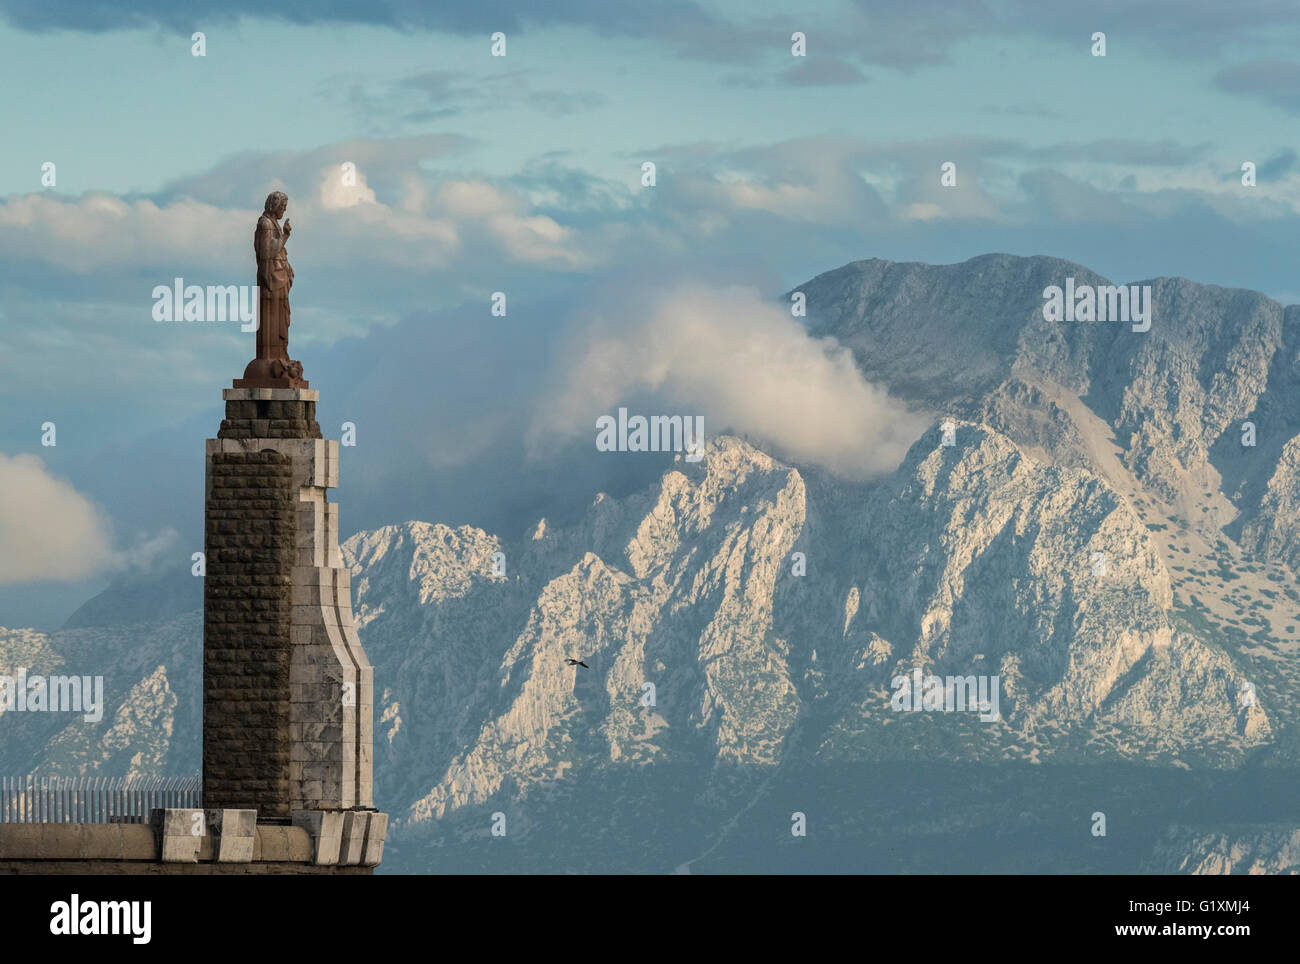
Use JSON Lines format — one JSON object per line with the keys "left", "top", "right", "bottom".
{"left": 254, "top": 214, "right": 294, "bottom": 361}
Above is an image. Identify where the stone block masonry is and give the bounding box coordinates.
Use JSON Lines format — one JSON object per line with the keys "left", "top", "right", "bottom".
{"left": 203, "top": 449, "right": 295, "bottom": 816}
{"left": 219, "top": 393, "right": 322, "bottom": 440}
{"left": 204, "top": 388, "right": 374, "bottom": 817}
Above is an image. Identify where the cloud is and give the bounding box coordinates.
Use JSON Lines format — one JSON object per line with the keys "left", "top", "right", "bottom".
{"left": 1214, "top": 60, "right": 1300, "bottom": 113}
{"left": 149, "top": 134, "right": 471, "bottom": 210}
{"left": 0, "top": 139, "right": 619, "bottom": 424}
{"left": 4, "top": 130, "right": 1280, "bottom": 320}
{"left": 8, "top": 0, "right": 1300, "bottom": 84}
{"left": 0, "top": 144, "right": 598, "bottom": 358}
{"left": 346, "top": 69, "right": 606, "bottom": 130}
{"left": 0, "top": 163, "right": 462, "bottom": 282}
{"left": 656, "top": 136, "right": 892, "bottom": 228}
{"left": 0, "top": 454, "right": 183, "bottom": 587}
{"left": 1004, "top": 0, "right": 1300, "bottom": 57}
{"left": 4, "top": 143, "right": 594, "bottom": 283}
{"left": 7, "top": 128, "right": 1300, "bottom": 438}
{"left": 728, "top": 57, "right": 869, "bottom": 88}
{"left": 834, "top": 0, "right": 994, "bottom": 70}
{"left": 436, "top": 179, "right": 587, "bottom": 266}
{"left": 1018, "top": 169, "right": 1137, "bottom": 224}
{"left": 1027, "top": 140, "right": 1213, "bottom": 167}
{"left": 119, "top": 528, "right": 184, "bottom": 573}
{"left": 0, "top": 193, "right": 250, "bottom": 271}
{"left": 782, "top": 57, "right": 868, "bottom": 86}
{"left": 0, "top": 0, "right": 715, "bottom": 38}
{"left": 0, "top": 454, "right": 114, "bottom": 584}
{"left": 320, "top": 165, "right": 378, "bottom": 209}
{"left": 1257, "top": 148, "right": 1299, "bottom": 180}
{"left": 529, "top": 280, "right": 927, "bottom": 478}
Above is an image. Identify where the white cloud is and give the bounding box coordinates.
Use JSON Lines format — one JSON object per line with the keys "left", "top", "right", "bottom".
{"left": 319, "top": 164, "right": 379, "bottom": 209}
{"left": 0, "top": 194, "right": 249, "bottom": 269}
{"left": 900, "top": 202, "right": 946, "bottom": 221}
{"left": 436, "top": 179, "right": 588, "bottom": 267}
{"left": 439, "top": 180, "right": 512, "bottom": 218}
{"left": 529, "top": 282, "right": 927, "bottom": 478}
{"left": 0, "top": 454, "right": 114, "bottom": 584}
{"left": 0, "top": 455, "right": 183, "bottom": 585}
{"left": 114, "top": 527, "right": 181, "bottom": 572}
{"left": 721, "top": 179, "right": 819, "bottom": 219}
{"left": 0, "top": 166, "right": 590, "bottom": 286}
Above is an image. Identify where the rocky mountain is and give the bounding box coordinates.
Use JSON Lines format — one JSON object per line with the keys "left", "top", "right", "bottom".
{"left": 800, "top": 254, "right": 1300, "bottom": 763}
{"left": 1145, "top": 824, "right": 1300, "bottom": 874}
{"left": 4, "top": 253, "right": 1299, "bottom": 873}
{"left": 0, "top": 613, "right": 196, "bottom": 778}
{"left": 343, "top": 424, "right": 1287, "bottom": 871}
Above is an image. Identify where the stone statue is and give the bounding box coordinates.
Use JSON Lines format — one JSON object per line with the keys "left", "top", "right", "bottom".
{"left": 235, "top": 191, "right": 307, "bottom": 388}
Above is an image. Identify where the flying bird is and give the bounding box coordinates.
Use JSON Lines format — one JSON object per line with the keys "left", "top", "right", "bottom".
{"left": 565, "top": 658, "right": 589, "bottom": 668}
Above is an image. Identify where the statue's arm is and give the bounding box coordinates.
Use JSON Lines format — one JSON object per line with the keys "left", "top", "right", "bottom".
{"left": 255, "top": 218, "right": 286, "bottom": 259}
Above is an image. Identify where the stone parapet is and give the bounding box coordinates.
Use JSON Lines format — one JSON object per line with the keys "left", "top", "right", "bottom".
{"left": 0, "top": 816, "right": 382, "bottom": 873}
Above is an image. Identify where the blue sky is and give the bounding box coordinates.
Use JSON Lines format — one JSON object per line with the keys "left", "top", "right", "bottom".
{"left": 3, "top": 0, "right": 1300, "bottom": 627}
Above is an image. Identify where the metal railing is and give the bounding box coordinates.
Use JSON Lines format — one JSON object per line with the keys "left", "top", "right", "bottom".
{"left": 0, "top": 775, "right": 201, "bottom": 823}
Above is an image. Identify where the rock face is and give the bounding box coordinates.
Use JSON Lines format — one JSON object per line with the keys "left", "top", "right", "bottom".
{"left": 1147, "top": 825, "right": 1300, "bottom": 874}
{"left": 0, "top": 613, "right": 197, "bottom": 778}
{"left": 4, "top": 252, "right": 1299, "bottom": 873}
{"left": 1241, "top": 436, "right": 1300, "bottom": 572}
{"left": 799, "top": 253, "right": 1300, "bottom": 561}
{"left": 799, "top": 254, "right": 1300, "bottom": 762}
{"left": 335, "top": 428, "right": 1270, "bottom": 841}
{"left": 811, "top": 422, "right": 1267, "bottom": 762}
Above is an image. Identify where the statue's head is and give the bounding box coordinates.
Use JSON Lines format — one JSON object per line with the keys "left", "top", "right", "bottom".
{"left": 263, "top": 191, "right": 288, "bottom": 218}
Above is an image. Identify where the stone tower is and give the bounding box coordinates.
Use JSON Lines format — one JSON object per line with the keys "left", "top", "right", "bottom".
{"left": 0, "top": 390, "right": 387, "bottom": 874}
{"left": 201, "top": 385, "right": 385, "bottom": 867}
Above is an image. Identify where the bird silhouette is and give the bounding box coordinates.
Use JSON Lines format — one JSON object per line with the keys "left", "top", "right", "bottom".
{"left": 565, "top": 658, "right": 590, "bottom": 668}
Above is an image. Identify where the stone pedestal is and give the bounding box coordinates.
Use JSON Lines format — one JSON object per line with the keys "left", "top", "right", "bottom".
{"left": 204, "top": 388, "right": 375, "bottom": 817}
